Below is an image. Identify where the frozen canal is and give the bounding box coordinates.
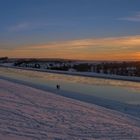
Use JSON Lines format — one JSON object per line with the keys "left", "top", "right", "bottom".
{"left": 0, "top": 67, "right": 140, "bottom": 106}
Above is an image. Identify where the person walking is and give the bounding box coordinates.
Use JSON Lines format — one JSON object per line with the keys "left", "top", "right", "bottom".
{"left": 56, "top": 84, "right": 60, "bottom": 90}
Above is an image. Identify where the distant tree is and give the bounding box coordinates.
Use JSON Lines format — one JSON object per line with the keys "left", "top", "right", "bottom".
{"left": 0, "top": 57, "right": 8, "bottom": 60}
{"left": 34, "top": 63, "right": 40, "bottom": 69}
{"left": 0, "top": 57, "right": 8, "bottom": 63}
{"left": 73, "top": 63, "right": 90, "bottom": 72}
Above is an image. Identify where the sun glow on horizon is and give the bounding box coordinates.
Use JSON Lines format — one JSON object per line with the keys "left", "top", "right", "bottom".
{"left": 0, "top": 35, "right": 140, "bottom": 61}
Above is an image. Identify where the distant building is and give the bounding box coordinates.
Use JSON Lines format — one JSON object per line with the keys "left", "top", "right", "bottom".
{"left": 68, "top": 68, "right": 77, "bottom": 72}
{"left": 126, "top": 67, "right": 137, "bottom": 76}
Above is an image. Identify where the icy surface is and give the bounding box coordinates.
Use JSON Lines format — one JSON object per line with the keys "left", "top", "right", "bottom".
{"left": 0, "top": 79, "right": 140, "bottom": 140}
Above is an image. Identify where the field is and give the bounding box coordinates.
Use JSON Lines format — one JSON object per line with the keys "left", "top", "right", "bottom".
{"left": 0, "top": 79, "right": 140, "bottom": 140}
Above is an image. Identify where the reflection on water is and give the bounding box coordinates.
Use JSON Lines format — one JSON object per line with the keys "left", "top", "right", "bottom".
{"left": 0, "top": 67, "right": 140, "bottom": 105}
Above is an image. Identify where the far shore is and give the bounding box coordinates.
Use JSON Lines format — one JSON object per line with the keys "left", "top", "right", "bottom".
{"left": 0, "top": 64, "right": 140, "bottom": 82}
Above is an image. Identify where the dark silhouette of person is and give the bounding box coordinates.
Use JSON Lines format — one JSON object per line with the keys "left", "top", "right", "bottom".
{"left": 56, "top": 84, "right": 60, "bottom": 90}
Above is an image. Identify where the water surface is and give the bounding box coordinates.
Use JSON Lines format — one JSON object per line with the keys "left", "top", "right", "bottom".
{"left": 0, "top": 67, "right": 140, "bottom": 105}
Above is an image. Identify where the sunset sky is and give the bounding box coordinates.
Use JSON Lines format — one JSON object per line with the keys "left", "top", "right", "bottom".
{"left": 0, "top": 0, "right": 140, "bottom": 60}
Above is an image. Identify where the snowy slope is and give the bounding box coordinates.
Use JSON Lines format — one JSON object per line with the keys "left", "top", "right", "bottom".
{"left": 0, "top": 79, "right": 140, "bottom": 140}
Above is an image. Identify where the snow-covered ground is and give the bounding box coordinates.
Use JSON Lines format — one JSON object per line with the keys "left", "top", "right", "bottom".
{"left": 0, "top": 66, "right": 140, "bottom": 118}
{"left": 0, "top": 79, "right": 140, "bottom": 140}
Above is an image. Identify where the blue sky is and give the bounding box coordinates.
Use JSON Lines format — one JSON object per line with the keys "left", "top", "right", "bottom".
{"left": 0, "top": 0, "right": 140, "bottom": 60}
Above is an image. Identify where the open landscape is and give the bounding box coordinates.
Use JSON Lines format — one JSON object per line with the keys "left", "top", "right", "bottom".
{"left": 1, "top": 0, "right": 140, "bottom": 139}
{"left": 0, "top": 66, "right": 140, "bottom": 117}
{"left": 0, "top": 66, "right": 140, "bottom": 139}
{"left": 0, "top": 78, "right": 140, "bottom": 140}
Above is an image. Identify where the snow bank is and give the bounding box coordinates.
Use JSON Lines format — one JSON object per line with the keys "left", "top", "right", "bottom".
{"left": 1, "top": 65, "right": 140, "bottom": 82}
{"left": 0, "top": 79, "right": 140, "bottom": 140}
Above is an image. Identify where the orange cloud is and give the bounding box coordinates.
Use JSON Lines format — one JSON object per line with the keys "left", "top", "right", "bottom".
{"left": 0, "top": 35, "right": 140, "bottom": 60}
